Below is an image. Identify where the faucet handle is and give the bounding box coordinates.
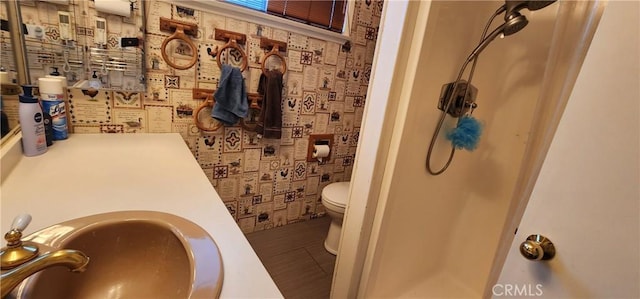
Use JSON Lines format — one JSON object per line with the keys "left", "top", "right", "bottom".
{"left": 1, "top": 214, "right": 39, "bottom": 270}
{"left": 5, "top": 214, "right": 31, "bottom": 245}
{"left": 11, "top": 213, "right": 31, "bottom": 233}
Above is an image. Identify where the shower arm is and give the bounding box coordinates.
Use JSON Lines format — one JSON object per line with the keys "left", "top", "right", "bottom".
{"left": 425, "top": 7, "right": 504, "bottom": 175}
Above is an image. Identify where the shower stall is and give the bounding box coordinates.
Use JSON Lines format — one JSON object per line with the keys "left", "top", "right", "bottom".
{"left": 334, "top": 0, "right": 605, "bottom": 298}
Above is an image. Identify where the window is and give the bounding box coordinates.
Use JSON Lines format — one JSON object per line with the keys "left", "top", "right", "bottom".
{"left": 226, "top": 0, "right": 346, "bottom": 33}
{"left": 225, "top": 0, "right": 268, "bottom": 12}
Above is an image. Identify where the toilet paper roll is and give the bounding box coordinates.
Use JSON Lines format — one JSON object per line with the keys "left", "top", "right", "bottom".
{"left": 95, "top": 0, "right": 131, "bottom": 17}
{"left": 312, "top": 145, "right": 331, "bottom": 159}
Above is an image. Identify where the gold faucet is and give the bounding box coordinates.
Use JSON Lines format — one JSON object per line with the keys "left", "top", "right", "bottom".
{"left": 0, "top": 214, "right": 90, "bottom": 298}
{"left": 1, "top": 249, "right": 89, "bottom": 298}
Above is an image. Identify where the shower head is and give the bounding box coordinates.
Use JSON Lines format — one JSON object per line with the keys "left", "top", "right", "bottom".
{"left": 467, "top": 0, "right": 557, "bottom": 60}
{"left": 506, "top": 0, "right": 557, "bottom": 13}
{"left": 500, "top": 0, "right": 557, "bottom": 35}
{"left": 502, "top": 12, "right": 529, "bottom": 36}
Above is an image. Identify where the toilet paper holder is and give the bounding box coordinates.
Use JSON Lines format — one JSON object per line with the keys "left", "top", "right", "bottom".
{"left": 307, "top": 134, "right": 334, "bottom": 162}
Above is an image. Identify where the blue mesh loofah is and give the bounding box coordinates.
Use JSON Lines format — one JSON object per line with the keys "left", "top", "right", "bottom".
{"left": 446, "top": 115, "right": 483, "bottom": 151}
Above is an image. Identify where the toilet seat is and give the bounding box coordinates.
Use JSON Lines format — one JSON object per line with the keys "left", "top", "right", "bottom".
{"left": 322, "top": 182, "right": 350, "bottom": 207}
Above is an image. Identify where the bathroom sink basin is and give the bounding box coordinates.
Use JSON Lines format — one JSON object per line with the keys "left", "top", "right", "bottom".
{"left": 8, "top": 211, "right": 223, "bottom": 299}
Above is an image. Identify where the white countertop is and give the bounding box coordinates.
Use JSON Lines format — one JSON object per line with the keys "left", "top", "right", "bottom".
{"left": 0, "top": 133, "right": 283, "bottom": 299}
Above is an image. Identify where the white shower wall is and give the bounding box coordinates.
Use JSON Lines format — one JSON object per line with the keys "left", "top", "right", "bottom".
{"left": 360, "top": 1, "right": 559, "bottom": 297}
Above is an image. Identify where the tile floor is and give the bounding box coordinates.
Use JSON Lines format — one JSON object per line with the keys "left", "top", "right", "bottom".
{"left": 246, "top": 216, "right": 335, "bottom": 299}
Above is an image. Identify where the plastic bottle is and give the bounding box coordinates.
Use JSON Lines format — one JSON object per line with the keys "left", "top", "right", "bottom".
{"left": 44, "top": 69, "right": 68, "bottom": 145}
{"left": 39, "top": 77, "right": 68, "bottom": 140}
{"left": 19, "top": 85, "right": 47, "bottom": 156}
{"left": 49, "top": 67, "right": 60, "bottom": 76}
{"left": 88, "top": 70, "right": 102, "bottom": 89}
{"left": 46, "top": 67, "right": 69, "bottom": 86}
{"left": 42, "top": 108, "right": 54, "bottom": 146}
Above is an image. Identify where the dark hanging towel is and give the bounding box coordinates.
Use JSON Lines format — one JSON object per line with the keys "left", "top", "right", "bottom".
{"left": 256, "top": 70, "right": 283, "bottom": 139}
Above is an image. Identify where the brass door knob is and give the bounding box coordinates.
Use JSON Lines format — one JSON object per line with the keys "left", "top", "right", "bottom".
{"left": 519, "top": 234, "right": 555, "bottom": 261}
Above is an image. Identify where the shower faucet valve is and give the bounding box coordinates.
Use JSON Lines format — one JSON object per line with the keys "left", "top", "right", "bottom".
{"left": 437, "top": 80, "right": 478, "bottom": 118}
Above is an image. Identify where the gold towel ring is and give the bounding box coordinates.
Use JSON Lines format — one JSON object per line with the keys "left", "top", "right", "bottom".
{"left": 261, "top": 46, "right": 287, "bottom": 75}
{"left": 194, "top": 94, "right": 223, "bottom": 132}
{"left": 161, "top": 24, "right": 198, "bottom": 70}
{"left": 216, "top": 39, "right": 248, "bottom": 72}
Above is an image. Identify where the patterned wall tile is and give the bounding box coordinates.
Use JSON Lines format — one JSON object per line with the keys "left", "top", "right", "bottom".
{"left": 55, "top": 0, "right": 384, "bottom": 233}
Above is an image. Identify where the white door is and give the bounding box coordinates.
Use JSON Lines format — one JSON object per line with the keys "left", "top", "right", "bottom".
{"left": 494, "top": 2, "right": 639, "bottom": 298}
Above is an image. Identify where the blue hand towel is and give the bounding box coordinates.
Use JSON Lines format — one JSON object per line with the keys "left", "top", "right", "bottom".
{"left": 212, "top": 64, "right": 248, "bottom": 125}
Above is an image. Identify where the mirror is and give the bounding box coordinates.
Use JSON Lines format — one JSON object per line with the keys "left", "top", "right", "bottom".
{"left": 0, "top": 3, "right": 17, "bottom": 83}
{"left": 18, "top": 0, "right": 146, "bottom": 91}
{"left": 1, "top": 0, "right": 147, "bottom": 145}
{"left": 1, "top": 0, "right": 24, "bottom": 144}
{"left": 1, "top": 84, "right": 20, "bottom": 140}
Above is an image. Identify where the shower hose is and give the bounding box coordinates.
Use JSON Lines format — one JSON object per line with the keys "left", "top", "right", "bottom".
{"left": 425, "top": 9, "right": 502, "bottom": 175}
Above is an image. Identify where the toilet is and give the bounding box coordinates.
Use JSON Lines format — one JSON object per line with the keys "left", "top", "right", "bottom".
{"left": 321, "top": 181, "right": 350, "bottom": 255}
